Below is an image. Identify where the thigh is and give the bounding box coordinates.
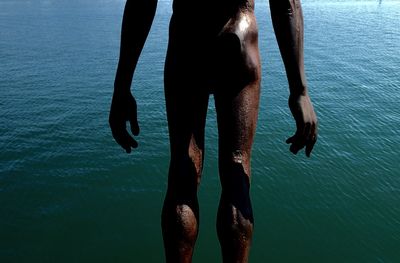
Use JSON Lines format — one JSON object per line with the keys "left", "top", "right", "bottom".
{"left": 164, "top": 85, "right": 209, "bottom": 160}
{"left": 164, "top": 47, "right": 210, "bottom": 176}
{"left": 214, "top": 43, "right": 261, "bottom": 180}
{"left": 214, "top": 81, "right": 260, "bottom": 175}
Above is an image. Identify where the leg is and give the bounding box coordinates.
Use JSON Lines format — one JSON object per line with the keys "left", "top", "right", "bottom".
{"left": 161, "top": 50, "right": 209, "bottom": 263}
{"left": 214, "top": 20, "right": 261, "bottom": 263}
{"left": 215, "top": 80, "right": 260, "bottom": 263}
{"left": 215, "top": 78, "right": 260, "bottom": 263}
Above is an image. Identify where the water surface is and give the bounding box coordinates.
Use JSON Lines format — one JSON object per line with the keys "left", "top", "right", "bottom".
{"left": 0, "top": 0, "right": 399, "bottom": 262}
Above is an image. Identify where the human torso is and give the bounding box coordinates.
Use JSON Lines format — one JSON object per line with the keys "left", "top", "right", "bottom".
{"left": 165, "top": 0, "right": 260, "bottom": 92}
{"left": 169, "top": 0, "right": 257, "bottom": 38}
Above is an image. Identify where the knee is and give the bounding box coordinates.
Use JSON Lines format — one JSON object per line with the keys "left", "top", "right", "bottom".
{"left": 167, "top": 151, "right": 203, "bottom": 200}
{"left": 218, "top": 151, "right": 254, "bottom": 224}
{"left": 230, "top": 150, "right": 250, "bottom": 177}
{"left": 170, "top": 134, "right": 203, "bottom": 176}
{"left": 218, "top": 151, "right": 253, "bottom": 223}
{"left": 222, "top": 150, "right": 250, "bottom": 175}
{"left": 220, "top": 150, "right": 251, "bottom": 197}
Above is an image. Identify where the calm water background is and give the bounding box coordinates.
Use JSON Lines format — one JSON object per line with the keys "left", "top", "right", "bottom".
{"left": 1, "top": 0, "right": 399, "bottom": 262}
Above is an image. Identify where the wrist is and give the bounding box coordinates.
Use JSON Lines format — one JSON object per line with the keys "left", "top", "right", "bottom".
{"left": 289, "top": 89, "right": 308, "bottom": 98}
{"left": 113, "top": 81, "right": 131, "bottom": 96}
{"left": 288, "top": 78, "right": 307, "bottom": 97}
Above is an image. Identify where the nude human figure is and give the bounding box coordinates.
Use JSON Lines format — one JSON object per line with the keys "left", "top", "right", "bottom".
{"left": 109, "top": 0, "right": 317, "bottom": 262}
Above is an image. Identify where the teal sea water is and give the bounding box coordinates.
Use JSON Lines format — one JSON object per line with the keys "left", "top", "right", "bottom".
{"left": 1, "top": 0, "right": 399, "bottom": 262}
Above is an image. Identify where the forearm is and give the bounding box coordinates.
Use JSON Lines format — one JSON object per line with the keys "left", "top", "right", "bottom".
{"left": 114, "top": 0, "right": 158, "bottom": 94}
{"left": 269, "top": 0, "right": 307, "bottom": 97}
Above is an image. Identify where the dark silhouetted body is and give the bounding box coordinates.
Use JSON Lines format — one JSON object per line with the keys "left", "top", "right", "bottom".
{"left": 109, "top": 0, "right": 317, "bottom": 262}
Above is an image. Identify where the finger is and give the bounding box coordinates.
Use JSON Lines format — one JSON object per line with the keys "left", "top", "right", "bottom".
{"left": 287, "top": 121, "right": 306, "bottom": 144}
{"left": 289, "top": 143, "right": 299, "bottom": 154}
{"left": 305, "top": 123, "right": 318, "bottom": 157}
{"left": 127, "top": 106, "right": 139, "bottom": 136}
{"left": 305, "top": 140, "right": 315, "bottom": 157}
{"left": 110, "top": 121, "right": 126, "bottom": 145}
{"left": 292, "top": 123, "right": 310, "bottom": 155}
{"left": 127, "top": 134, "right": 138, "bottom": 149}
{"left": 305, "top": 131, "right": 317, "bottom": 157}
{"left": 287, "top": 133, "right": 304, "bottom": 155}
{"left": 112, "top": 131, "right": 131, "bottom": 153}
{"left": 125, "top": 146, "right": 132, "bottom": 154}
{"left": 130, "top": 118, "right": 140, "bottom": 136}
{"left": 289, "top": 142, "right": 305, "bottom": 155}
{"left": 113, "top": 133, "right": 130, "bottom": 153}
{"left": 120, "top": 133, "right": 138, "bottom": 153}
{"left": 112, "top": 128, "right": 137, "bottom": 153}
{"left": 303, "top": 123, "right": 311, "bottom": 139}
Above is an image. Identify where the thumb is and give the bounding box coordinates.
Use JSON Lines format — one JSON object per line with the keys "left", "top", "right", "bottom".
{"left": 286, "top": 135, "right": 296, "bottom": 144}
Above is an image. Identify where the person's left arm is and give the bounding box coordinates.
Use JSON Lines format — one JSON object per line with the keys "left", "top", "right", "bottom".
{"left": 269, "top": 0, "right": 318, "bottom": 157}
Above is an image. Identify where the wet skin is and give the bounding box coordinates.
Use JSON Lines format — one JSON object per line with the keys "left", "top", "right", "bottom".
{"left": 109, "top": 0, "right": 318, "bottom": 262}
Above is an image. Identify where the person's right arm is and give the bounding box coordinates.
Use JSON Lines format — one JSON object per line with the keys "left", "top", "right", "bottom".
{"left": 109, "top": 0, "right": 158, "bottom": 153}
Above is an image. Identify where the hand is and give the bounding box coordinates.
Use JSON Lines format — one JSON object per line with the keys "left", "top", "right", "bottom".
{"left": 286, "top": 94, "right": 318, "bottom": 157}
{"left": 109, "top": 92, "right": 140, "bottom": 153}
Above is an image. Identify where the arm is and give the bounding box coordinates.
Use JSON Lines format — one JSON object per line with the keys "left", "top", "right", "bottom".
{"left": 109, "top": 0, "right": 158, "bottom": 153}
{"left": 269, "top": 0, "right": 317, "bottom": 157}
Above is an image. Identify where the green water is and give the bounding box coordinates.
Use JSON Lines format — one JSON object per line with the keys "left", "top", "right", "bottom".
{"left": 1, "top": 0, "right": 399, "bottom": 262}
